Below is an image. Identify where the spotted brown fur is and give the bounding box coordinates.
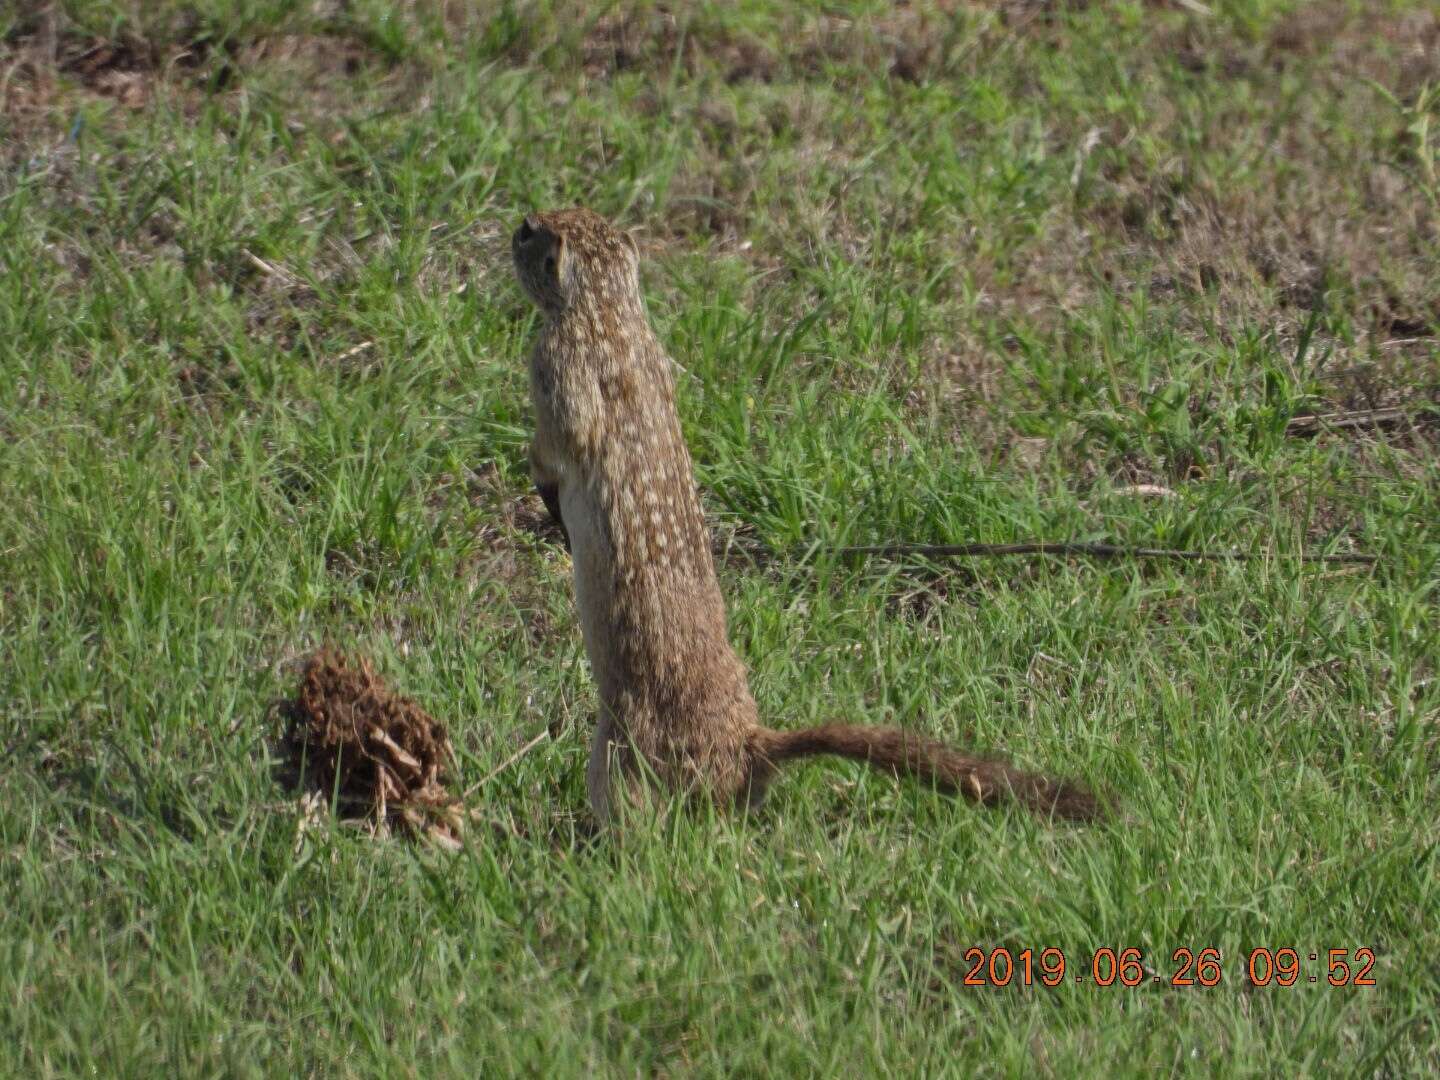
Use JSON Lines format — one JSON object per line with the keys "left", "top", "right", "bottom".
{"left": 512, "top": 207, "right": 1101, "bottom": 824}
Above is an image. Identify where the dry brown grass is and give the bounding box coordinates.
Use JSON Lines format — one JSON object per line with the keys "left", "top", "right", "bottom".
{"left": 277, "top": 649, "right": 466, "bottom": 847}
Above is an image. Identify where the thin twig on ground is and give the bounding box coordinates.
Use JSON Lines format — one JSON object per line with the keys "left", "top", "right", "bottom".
{"left": 462, "top": 730, "right": 549, "bottom": 800}
{"left": 833, "top": 542, "right": 1378, "bottom": 565}
{"left": 1285, "top": 407, "right": 1414, "bottom": 437}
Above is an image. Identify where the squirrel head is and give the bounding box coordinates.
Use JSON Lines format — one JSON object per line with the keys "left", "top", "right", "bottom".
{"left": 512, "top": 207, "right": 640, "bottom": 317}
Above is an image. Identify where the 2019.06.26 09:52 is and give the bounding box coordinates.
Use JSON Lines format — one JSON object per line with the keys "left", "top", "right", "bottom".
{"left": 954, "top": 947, "right": 1378, "bottom": 987}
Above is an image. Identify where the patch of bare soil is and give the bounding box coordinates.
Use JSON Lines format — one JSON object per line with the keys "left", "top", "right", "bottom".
{"left": 233, "top": 31, "right": 374, "bottom": 80}
{"left": 277, "top": 649, "right": 465, "bottom": 849}
{"left": 573, "top": 4, "right": 974, "bottom": 87}
{"left": 1, "top": 22, "right": 219, "bottom": 118}
{"left": 2, "top": 8, "right": 401, "bottom": 126}
{"left": 58, "top": 38, "right": 168, "bottom": 109}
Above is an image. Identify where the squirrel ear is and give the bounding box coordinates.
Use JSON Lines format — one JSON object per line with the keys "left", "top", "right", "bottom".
{"left": 620, "top": 229, "right": 638, "bottom": 260}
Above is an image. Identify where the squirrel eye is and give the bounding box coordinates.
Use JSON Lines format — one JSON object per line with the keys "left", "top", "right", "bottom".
{"left": 543, "top": 254, "right": 557, "bottom": 276}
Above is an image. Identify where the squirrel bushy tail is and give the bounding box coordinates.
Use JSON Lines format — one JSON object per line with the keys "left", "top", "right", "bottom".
{"left": 748, "top": 724, "right": 1101, "bottom": 822}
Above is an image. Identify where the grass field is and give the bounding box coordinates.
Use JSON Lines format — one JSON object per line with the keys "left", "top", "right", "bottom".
{"left": 3, "top": 0, "right": 1438, "bottom": 1074}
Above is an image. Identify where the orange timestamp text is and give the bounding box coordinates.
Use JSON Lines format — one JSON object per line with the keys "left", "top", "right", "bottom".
{"left": 955, "top": 947, "right": 1378, "bottom": 987}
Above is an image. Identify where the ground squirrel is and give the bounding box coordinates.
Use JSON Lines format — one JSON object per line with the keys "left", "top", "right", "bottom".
{"left": 512, "top": 207, "right": 1099, "bottom": 823}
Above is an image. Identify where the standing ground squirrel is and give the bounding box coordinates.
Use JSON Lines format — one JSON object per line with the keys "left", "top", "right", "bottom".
{"left": 512, "top": 207, "right": 1099, "bottom": 823}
